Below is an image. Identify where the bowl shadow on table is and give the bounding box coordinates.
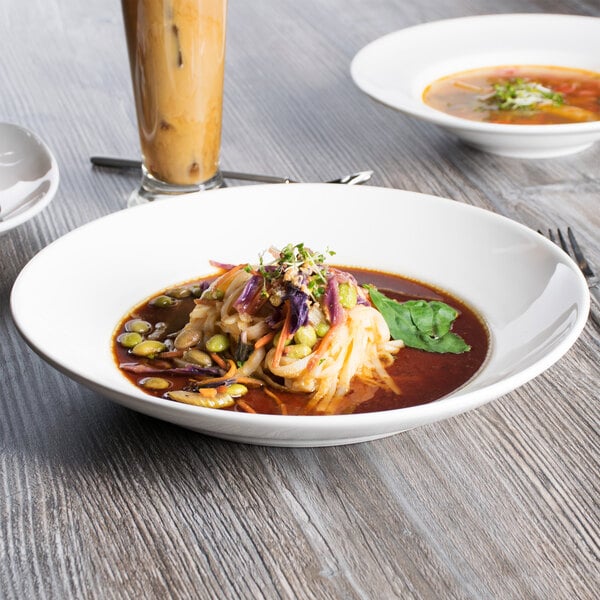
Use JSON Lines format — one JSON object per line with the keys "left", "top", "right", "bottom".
{"left": 10, "top": 384, "right": 363, "bottom": 486}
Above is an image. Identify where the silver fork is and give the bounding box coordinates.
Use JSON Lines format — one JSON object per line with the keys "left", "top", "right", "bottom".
{"left": 542, "top": 227, "right": 600, "bottom": 331}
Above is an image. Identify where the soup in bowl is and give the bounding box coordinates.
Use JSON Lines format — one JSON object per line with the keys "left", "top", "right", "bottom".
{"left": 423, "top": 65, "right": 600, "bottom": 125}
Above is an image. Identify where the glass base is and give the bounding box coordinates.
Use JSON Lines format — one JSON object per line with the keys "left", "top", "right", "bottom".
{"left": 127, "top": 169, "right": 224, "bottom": 207}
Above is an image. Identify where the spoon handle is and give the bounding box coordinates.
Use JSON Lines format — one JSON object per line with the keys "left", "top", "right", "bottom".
{"left": 90, "top": 156, "right": 373, "bottom": 186}
{"left": 90, "top": 156, "right": 294, "bottom": 184}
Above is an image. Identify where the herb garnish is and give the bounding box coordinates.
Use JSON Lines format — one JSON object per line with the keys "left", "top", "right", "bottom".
{"left": 365, "top": 286, "right": 471, "bottom": 354}
{"left": 255, "top": 243, "right": 335, "bottom": 302}
{"left": 481, "top": 78, "right": 564, "bottom": 111}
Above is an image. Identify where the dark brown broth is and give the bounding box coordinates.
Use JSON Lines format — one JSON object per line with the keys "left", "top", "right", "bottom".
{"left": 113, "top": 268, "right": 489, "bottom": 415}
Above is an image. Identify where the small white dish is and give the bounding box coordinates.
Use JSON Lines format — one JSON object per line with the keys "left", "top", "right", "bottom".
{"left": 0, "top": 123, "right": 59, "bottom": 235}
{"left": 10, "top": 184, "right": 589, "bottom": 446}
{"left": 351, "top": 14, "right": 600, "bottom": 158}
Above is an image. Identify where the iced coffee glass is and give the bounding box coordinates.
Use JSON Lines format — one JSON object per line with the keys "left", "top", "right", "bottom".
{"left": 121, "top": 0, "right": 227, "bottom": 205}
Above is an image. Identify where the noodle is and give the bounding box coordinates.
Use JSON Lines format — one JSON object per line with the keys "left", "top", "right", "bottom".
{"left": 171, "top": 245, "right": 404, "bottom": 414}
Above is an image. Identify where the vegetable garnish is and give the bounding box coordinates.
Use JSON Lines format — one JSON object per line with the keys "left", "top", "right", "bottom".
{"left": 252, "top": 243, "right": 335, "bottom": 302}
{"left": 365, "top": 286, "right": 471, "bottom": 354}
{"left": 481, "top": 78, "right": 564, "bottom": 111}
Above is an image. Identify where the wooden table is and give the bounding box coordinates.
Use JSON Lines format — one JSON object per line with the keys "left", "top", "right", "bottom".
{"left": 1, "top": 1, "right": 598, "bottom": 598}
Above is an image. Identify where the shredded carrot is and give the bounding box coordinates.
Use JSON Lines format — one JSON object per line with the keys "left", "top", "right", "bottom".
{"left": 272, "top": 304, "right": 292, "bottom": 368}
{"left": 199, "top": 359, "right": 237, "bottom": 386}
{"left": 210, "top": 352, "right": 227, "bottom": 369}
{"left": 254, "top": 331, "right": 275, "bottom": 349}
{"left": 222, "top": 359, "right": 237, "bottom": 378}
{"left": 236, "top": 399, "right": 257, "bottom": 413}
{"left": 198, "top": 387, "right": 217, "bottom": 398}
{"left": 214, "top": 264, "right": 246, "bottom": 293}
{"left": 307, "top": 322, "right": 341, "bottom": 370}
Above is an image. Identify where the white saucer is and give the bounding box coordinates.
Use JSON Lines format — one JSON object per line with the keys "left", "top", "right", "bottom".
{"left": 0, "top": 123, "right": 59, "bottom": 235}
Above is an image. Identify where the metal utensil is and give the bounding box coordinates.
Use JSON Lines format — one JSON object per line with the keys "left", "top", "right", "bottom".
{"left": 89, "top": 156, "right": 373, "bottom": 185}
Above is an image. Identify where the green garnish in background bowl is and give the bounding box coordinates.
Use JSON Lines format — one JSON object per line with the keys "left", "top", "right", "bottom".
{"left": 481, "top": 78, "right": 564, "bottom": 111}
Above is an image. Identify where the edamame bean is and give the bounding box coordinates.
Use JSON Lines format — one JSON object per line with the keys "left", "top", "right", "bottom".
{"left": 183, "top": 349, "right": 212, "bottom": 366}
{"left": 131, "top": 340, "right": 167, "bottom": 357}
{"left": 139, "top": 377, "right": 171, "bottom": 391}
{"left": 227, "top": 383, "right": 248, "bottom": 398}
{"left": 165, "top": 286, "right": 191, "bottom": 299}
{"left": 273, "top": 331, "right": 292, "bottom": 347}
{"left": 191, "top": 285, "right": 205, "bottom": 298}
{"left": 118, "top": 331, "right": 143, "bottom": 348}
{"left": 125, "top": 319, "right": 152, "bottom": 334}
{"left": 338, "top": 282, "right": 357, "bottom": 309}
{"left": 206, "top": 333, "right": 230, "bottom": 353}
{"left": 294, "top": 325, "right": 317, "bottom": 348}
{"left": 315, "top": 322, "right": 330, "bottom": 337}
{"left": 148, "top": 322, "right": 167, "bottom": 341}
{"left": 151, "top": 295, "right": 176, "bottom": 308}
{"left": 204, "top": 288, "right": 224, "bottom": 301}
{"left": 284, "top": 344, "right": 312, "bottom": 359}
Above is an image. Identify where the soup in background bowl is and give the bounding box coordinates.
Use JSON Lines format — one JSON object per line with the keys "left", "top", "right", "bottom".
{"left": 423, "top": 65, "right": 600, "bottom": 125}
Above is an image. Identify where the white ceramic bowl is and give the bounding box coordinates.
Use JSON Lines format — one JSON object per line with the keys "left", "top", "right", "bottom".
{"left": 0, "top": 123, "right": 59, "bottom": 235}
{"left": 351, "top": 14, "right": 600, "bottom": 158}
{"left": 10, "top": 184, "right": 589, "bottom": 446}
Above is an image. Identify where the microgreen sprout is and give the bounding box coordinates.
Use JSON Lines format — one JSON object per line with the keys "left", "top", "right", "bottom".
{"left": 481, "top": 78, "right": 564, "bottom": 111}
{"left": 255, "top": 243, "right": 335, "bottom": 301}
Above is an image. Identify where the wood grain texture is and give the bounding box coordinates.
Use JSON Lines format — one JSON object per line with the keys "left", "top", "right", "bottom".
{"left": 1, "top": 0, "right": 599, "bottom": 599}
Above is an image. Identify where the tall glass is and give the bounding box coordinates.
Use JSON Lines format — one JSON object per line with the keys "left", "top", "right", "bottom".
{"left": 121, "top": 0, "right": 227, "bottom": 205}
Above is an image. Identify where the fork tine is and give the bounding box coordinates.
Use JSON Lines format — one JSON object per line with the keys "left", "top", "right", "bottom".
{"left": 567, "top": 227, "right": 595, "bottom": 278}
{"left": 557, "top": 228, "right": 569, "bottom": 254}
{"left": 547, "top": 229, "right": 556, "bottom": 244}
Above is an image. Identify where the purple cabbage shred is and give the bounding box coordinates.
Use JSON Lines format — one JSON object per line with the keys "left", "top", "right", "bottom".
{"left": 323, "top": 275, "right": 344, "bottom": 325}
{"left": 119, "top": 363, "right": 223, "bottom": 377}
{"left": 234, "top": 275, "right": 263, "bottom": 314}
{"left": 285, "top": 286, "right": 310, "bottom": 334}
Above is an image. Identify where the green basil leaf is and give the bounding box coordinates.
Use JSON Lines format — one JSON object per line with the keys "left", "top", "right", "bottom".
{"left": 365, "top": 286, "right": 471, "bottom": 354}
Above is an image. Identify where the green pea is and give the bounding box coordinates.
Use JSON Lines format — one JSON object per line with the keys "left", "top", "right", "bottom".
{"left": 294, "top": 325, "right": 317, "bottom": 348}
{"left": 315, "top": 322, "right": 330, "bottom": 338}
{"left": 206, "top": 333, "right": 230, "bottom": 353}
{"left": 339, "top": 282, "right": 357, "bottom": 309}
{"left": 183, "top": 349, "right": 212, "bottom": 367}
{"left": 284, "top": 344, "right": 312, "bottom": 359}
{"left": 125, "top": 319, "right": 152, "bottom": 334}
{"left": 227, "top": 383, "right": 248, "bottom": 398}
{"left": 131, "top": 340, "right": 167, "bottom": 358}
{"left": 151, "top": 295, "right": 176, "bottom": 308}
{"left": 139, "top": 377, "right": 171, "bottom": 391}
{"left": 118, "top": 331, "right": 143, "bottom": 348}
